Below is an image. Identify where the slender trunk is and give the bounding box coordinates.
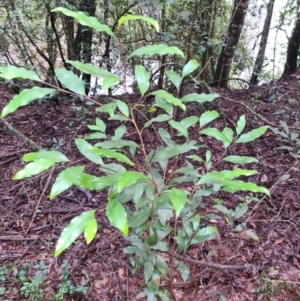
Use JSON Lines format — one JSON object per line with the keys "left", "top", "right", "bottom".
{"left": 250, "top": 0, "right": 275, "bottom": 85}
{"left": 213, "top": 0, "right": 249, "bottom": 88}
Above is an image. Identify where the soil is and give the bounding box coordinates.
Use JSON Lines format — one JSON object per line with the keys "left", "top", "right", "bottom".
{"left": 1, "top": 74, "right": 300, "bottom": 301}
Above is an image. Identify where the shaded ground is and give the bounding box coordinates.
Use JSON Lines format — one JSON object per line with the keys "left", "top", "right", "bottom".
{"left": 1, "top": 75, "right": 300, "bottom": 301}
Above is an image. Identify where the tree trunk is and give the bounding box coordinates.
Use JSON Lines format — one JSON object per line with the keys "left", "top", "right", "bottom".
{"left": 75, "top": 0, "right": 96, "bottom": 94}
{"left": 250, "top": 0, "right": 275, "bottom": 86}
{"left": 282, "top": 10, "right": 300, "bottom": 78}
{"left": 213, "top": 0, "right": 249, "bottom": 88}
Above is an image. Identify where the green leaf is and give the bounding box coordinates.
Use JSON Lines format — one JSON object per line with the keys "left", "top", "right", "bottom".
{"left": 197, "top": 169, "right": 258, "bottom": 185}
{"left": 13, "top": 159, "right": 56, "bottom": 180}
{"left": 200, "top": 128, "right": 230, "bottom": 146}
{"left": 199, "top": 110, "right": 219, "bottom": 128}
{"left": 182, "top": 59, "right": 199, "bottom": 77}
{"left": 245, "top": 229, "right": 260, "bottom": 241}
{"left": 181, "top": 93, "right": 219, "bottom": 103}
{"left": 220, "top": 179, "right": 270, "bottom": 196}
{"left": 52, "top": 7, "right": 114, "bottom": 36}
{"left": 84, "top": 132, "right": 107, "bottom": 140}
{"left": 76, "top": 173, "right": 119, "bottom": 190}
{"left": 67, "top": 60, "right": 119, "bottom": 91}
{"left": 145, "top": 114, "right": 172, "bottom": 127}
{"left": 118, "top": 171, "right": 144, "bottom": 193}
{"left": 84, "top": 217, "right": 98, "bottom": 244}
{"left": 235, "top": 126, "right": 269, "bottom": 144}
{"left": 152, "top": 141, "right": 197, "bottom": 162}
{"left": 191, "top": 226, "right": 218, "bottom": 244}
{"left": 222, "top": 127, "right": 233, "bottom": 148}
{"left": 90, "top": 147, "right": 133, "bottom": 166}
{"left": 192, "top": 214, "right": 201, "bottom": 231}
{"left": 95, "top": 139, "right": 138, "bottom": 149}
{"left": 106, "top": 199, "right": 128, "bottom": 235}
{"left": 150, "top": 90, "right": 185, "bottom": 111}
{"left": 147, "top": 228, "right": 159, "bottom": 246}
{"left": 75, "top": 138, "right": 103, "bottom": 165}
{"left": 187, "top": 154, "right": 203, "bottom": 162}
{"left": 166, "top": 70, "right": 181, "bottom": 89}
{"left": 55, "top": 68, "right": 85, "bottom": 95}
{"left": 115, "top": 100, "right": 129, "bottom": 117}
{"left": 223, "top": 156, "right": 258, "bottom": 164}
{"left": 50, "top": 166, "right": 85, "bottom": 200}
{"left": 112, "top": 125, "right": 126, "bottom": 140}
{"left": 158, "top": 128, "right": 176, "bottom": 147}
{"left": 128, "top": 44, "right": 184, "bottom": 59}
{"left": 135, "top": 65, "right": 150, "bottom": 96}
{"left": 178, "top": 262, "right": 190, "bottom": 282}
{"left": 169, "top": 188, "right": 187, "bottom": 217}
{"left": 54, "top": 210, "right": 95, "bottom": 256}
{"left": 180, "top": 116, "right": 198, "bottom": 128}
{"left": 168, "top": 120, "right": 188, "bottom": 139}
{"left": 2, "top": 87, "right": 55, "bottom": 117}
{"left": 0, "top": 66, "right": 40, "bottom": 81}
{"left": 87, "top": 117, "right": 106, "bottom": 132}
{"left": 155, "top": 96, "right": 174, "bottom": 115}
{"left": 118, "top": 15, "right": 159, "bottom": 32}
{"left": 128, "top": 210, "right": 150, "bottom": 227}
{"left": 236, "top": 115, "right": 246, "bottom": 136}
{"left": 96, "top": 102, "right": 117, "bottom": 117}
{"left": 22, "top": 150, "right": 69, "bottom": 162}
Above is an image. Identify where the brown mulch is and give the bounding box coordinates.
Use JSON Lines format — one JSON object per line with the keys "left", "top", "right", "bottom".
{"left": 1, "top": 74, "right": 300, "bottom": 301}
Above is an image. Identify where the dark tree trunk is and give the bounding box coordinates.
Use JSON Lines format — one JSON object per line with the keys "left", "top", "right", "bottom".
{"left": 75, "top": 0, "right": 96, "bottom": 94}
{"left": 282, "top": 11, "right": 300, "bottom": 78}
{"left": 213, "top": 0, "right": 249, "bottom": 88}
{"left": 250, "top": 0, "right": 275, "bottom": 85}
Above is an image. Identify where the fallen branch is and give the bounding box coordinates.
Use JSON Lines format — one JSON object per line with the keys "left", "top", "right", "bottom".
{"left": 0, "top": 116, "right": 42, "bottom": 150}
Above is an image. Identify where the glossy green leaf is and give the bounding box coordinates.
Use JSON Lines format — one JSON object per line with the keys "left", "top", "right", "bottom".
{"left": 166, "top": 70, "right": 181, "bottom": 89}
{"left": 90, "top": 147, "right": 133, "bottom": 166}
{"left": 76, "top": 173, "right": 119, "bottom": 190}
{"left": 128, "top": 210, "right": 150, "bottom": 227}
{"left": 222, "top": 127, "right": 233, "bottom": 148}
{"left": 178, "top": 262, "right": 190, "bottom": 282}
{"left": 144, "top": 114, "right": 172, "bottom": 127}
{"left": 200, "top": 128, "right": 230, "bottom": 146}
{"left": 50, "top": 166, "right": 85, "bottom": 200}
{"left": 54, "top": 210, "right": 95, "bottom": 256}
{"left": 134, "top": 65, "right": 150, "bottom": 96}
{"left": 152, "top": 141, "right": 197, "bottom": 162}
{"left": 118, "top": 171, "right": 144, "bottom": 192}
{"left": 87, "top": 118, "right": 106, "bottom": 133}
{"left": 128, "top": 44, "right": 184, "bottom": 59}
{"left": 0, "top": 66, "right": 40, "bottom": 81}
{"left": 52, "top": 7, "right": 114, "bottom": 36}
{"left": 150, "top": 90, "right": 185, "bottom": 111}
{"left": 199, "top": 110, "right": 219, "bottom": 128}
{"left": 96, "top": 102, "right": 117, "bottom": 117}
{"left": 180, "top": 116, "right": 198, "bottom": 128}
{"left": 147, "top": 228, "right": 159, "bottom": 246}
{"left": 192, "top": 214, "right": 201, "bottom": 231}
{"left": 55, "top": 68, "right": 85, "bottom": 95}
{"left": 182, "top": 59, "right": 199, "bottom": 77}
{"left": 191, "top": 226, "right": 218, "bottom": 244}
{"left": 84, "top": 132, "right": 107, "bottom": 140}
{"left": 236, "top": 115, "right": 246, "bottom": 135}
{"left": 155, "top": 96, "right": 174, "bottom": 115}
{"left": 223, "top": 156, "right": 258, "bottom": 164}
{"left": 95, "top": 139, "right": 138, "bottom": 149}
{"left": 187, "top": 154, "right": 203, "bottom": 162}
{"left": 23, "top": 150, "right": 69, "bottom": 163}
{"left": 106, "top": 199, "right": 128, "bottom": 235}
{"left": 84, "top": 217, "right": 98, "bottom": 244}
{"left": 169, "top": 188, "right": 187, "bottom": 217}
{"left": 158, "top": 128, "right": 176, "bottom": 147}
{"left": 115, "top": 100, "right": 129, "bottom": 117}
{"left": 2, "top": 87, "right": 55, "bottom": 117}
{"left": 169, "top": 120, "right": 188, "bottom": 139}
{"left": 13, "top": 159, "right": 56, "bottom": 180}
{"left": 112, "top": 125, "right": 126, "bottom": 140}
{"left": 118, "top": 15, "right": 159, "bottom": 32}
{"left": 197, "top": 169, "right": 258, "bottom": 185}
{"left": 181, "top": 93, "right": 219, "bottom": 103}
{"left": 235, "top": 126, "right": 269, "bottom": 144}
{"left": 75, "top": 138, "right": 103, "bottom": 165}
{"left": 67, "top": 60, "right": 119, "bottom": 91}
{"left": 220, "top": 179, "right": 270, "bottom": 196}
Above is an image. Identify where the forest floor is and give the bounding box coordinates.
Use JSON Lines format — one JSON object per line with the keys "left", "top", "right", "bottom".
{"left": 1, "top": 73, "right": 300, "bottom": 301}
